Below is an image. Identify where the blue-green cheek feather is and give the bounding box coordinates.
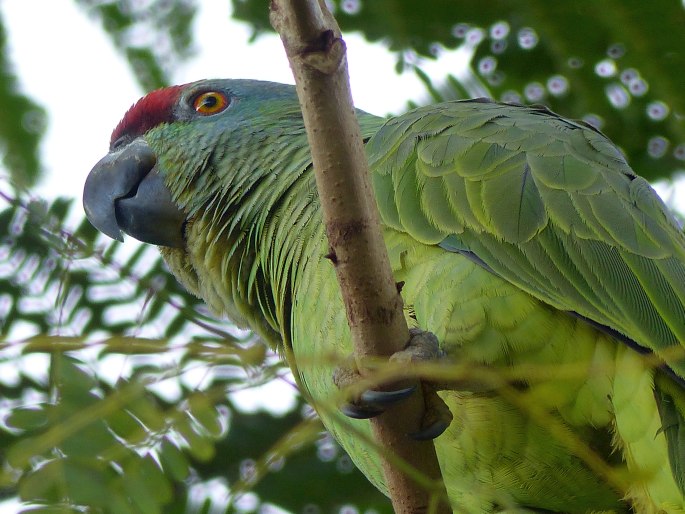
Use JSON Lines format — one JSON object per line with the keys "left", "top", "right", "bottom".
{"left": 145, "top": 81, "right": 685, "bottom": 513}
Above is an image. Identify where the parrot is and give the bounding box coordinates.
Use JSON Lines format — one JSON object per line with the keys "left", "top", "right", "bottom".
{"left": 83, "top": 78, "right": 685, "bottom": 513}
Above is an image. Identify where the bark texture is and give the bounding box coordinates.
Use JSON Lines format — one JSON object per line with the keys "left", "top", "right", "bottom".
{"left": 270, "top": 1, "right": 450, "bottom": 512}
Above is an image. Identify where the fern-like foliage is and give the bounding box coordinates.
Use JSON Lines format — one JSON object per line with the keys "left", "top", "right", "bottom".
{"left": 0, "top": 190, "right": 391, "bottom": 514}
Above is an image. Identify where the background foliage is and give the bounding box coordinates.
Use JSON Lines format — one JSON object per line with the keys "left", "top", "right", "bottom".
{"left": 0, "top": 0, "right": 684, "bottom": 512}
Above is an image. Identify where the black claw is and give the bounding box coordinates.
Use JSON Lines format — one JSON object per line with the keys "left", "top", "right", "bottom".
{"left": 360, "top": 385, "right": 416, "bottom": 406}
{"left": 340, "top": 386, "right": 416, "bottom": 419}
{"left": 409, "top": 419, "right": 450, "bottom": 441}
{"left": 341, "top": 403, "right": 385, "bottom": 419}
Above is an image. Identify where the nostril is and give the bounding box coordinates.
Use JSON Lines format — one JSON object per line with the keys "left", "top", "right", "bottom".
{"left": 111, "top": 136, "right": 127, "bottom": 151}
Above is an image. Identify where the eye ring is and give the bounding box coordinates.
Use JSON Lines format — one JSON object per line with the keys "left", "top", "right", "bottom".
{"left": 192, "top": 91, "right": 230, "bottom": 115}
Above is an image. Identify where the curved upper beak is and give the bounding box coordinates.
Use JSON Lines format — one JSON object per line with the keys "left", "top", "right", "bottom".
{"left": 83, "top": 138, "right": 186, "bottom": 248}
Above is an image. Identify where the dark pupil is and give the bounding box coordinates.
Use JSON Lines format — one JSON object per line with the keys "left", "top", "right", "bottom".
{"left": 202, "top": 95, "right": 217, "bottom": 109}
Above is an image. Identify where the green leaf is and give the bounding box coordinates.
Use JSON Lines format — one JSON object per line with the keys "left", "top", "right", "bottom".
{"left": 126, "top": 395, "right": 167, "bottom": 433}
{"left": 60, "top": 459, "right": 111, "bottom": 508}
{"left": 188, "top": 393, "right": 224, "bottom": 438}
{"left": 159, "top": 438, "right": 190, "bottom": 481}
{"left": 119, "top": 455, "right": 171, "bottom": 514}
{"left": 104, "top": 403, "right": 146, "bottom": 438}
{"left": 5, "top": 406, "right": 48, "bottom": 431}
{"left": 176, "top": 415, "right": 216, "bottom": 462}
{"left": 0, "top": 13, "right": 45, "bottom": 188}
{"left": 18, "top": 458, "right": 67, "bottom": 504}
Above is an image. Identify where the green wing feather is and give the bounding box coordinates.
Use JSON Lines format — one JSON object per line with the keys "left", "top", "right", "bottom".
{"left": 368, "top": 99, "right": 685, "bottom": 378}
{"left": 369, "top": 99, "right": 685, "bottom": 497}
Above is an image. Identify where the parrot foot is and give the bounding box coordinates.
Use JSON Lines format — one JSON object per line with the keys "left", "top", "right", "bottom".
{"left": 333, "top": 328, "right": 452, "bottom": 439}
{"left": 408, "top": 380, "right": 452, "bottom": 440}
{"left": 339, "top": 386, "right": 417, "bottom": 419}
{"left": 333, "top": 356, "right": 417, "bottom": 419}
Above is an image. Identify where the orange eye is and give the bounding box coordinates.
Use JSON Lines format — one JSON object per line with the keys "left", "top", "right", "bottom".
{"left": 192, "top": 91, "right": 229, "bottom": 115}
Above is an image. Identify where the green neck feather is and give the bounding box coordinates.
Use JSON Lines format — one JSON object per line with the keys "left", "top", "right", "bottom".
{"left": 148, "top": 102, "right": 384, "bottom": 348}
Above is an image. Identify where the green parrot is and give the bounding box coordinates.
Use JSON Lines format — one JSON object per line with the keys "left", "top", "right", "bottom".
{"left": 83, "top": 79, "right": 685, "bottom": 513}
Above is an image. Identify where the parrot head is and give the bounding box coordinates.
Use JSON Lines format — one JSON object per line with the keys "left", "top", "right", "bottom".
{"left": 83, "top": 78, "right": 304, "bottom": 249}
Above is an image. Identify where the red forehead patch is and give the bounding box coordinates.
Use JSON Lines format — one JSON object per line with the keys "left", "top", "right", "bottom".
{"left": 110, "top": 85, "right": 185, "bottom": 147}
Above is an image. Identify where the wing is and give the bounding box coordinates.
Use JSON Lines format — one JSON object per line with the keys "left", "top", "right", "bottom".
{"left": 367, "top": 98, "right": 685, "bottom": 381}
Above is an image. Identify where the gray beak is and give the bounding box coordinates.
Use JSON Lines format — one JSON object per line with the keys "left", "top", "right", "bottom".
{"left": 83, "top": 138, "right": 186, "bottom": 248}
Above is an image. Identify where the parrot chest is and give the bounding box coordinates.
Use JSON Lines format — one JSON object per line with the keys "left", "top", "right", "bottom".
{"left": 288, "top": 227, "right": 680, "bottom": 512}
{"left": 160, "top": 216, "right": 285, "bottom": 348}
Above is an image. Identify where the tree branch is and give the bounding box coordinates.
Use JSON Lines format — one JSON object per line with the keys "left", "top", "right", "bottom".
{"left": 270, "top": 1, "right": 450, "bottom": 512}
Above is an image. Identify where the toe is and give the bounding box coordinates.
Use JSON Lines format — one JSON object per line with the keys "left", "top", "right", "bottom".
{"left": 341, "top": 403, "right": 386, "bottom": 419}
{"left": 360, "top": 385, "right": 416, "bottom": 406}
{"left": 409, "top": 418, "right": 450, "bottom": 440}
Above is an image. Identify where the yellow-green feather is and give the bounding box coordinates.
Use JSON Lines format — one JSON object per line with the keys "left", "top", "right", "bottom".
{"left": 368, "top": 98, "right": 685, "bottom": 511}
{"left": 144, "top": 81, "right": 685, "bottom": 512}
{"left": 291, "top": 223, "right": 683, "bottom": 512}
{"left": 368, "top": 101, "right": 685, "bottom": 372}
